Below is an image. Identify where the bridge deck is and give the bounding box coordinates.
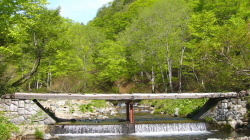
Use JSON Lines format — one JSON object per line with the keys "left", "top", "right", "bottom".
{"left": 2, "top": 92, "right": 238, "bottom": 100}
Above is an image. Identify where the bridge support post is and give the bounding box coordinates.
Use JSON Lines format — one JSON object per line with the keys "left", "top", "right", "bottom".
{"left": 126, "top": 100, "right": 134, "bottom": 123}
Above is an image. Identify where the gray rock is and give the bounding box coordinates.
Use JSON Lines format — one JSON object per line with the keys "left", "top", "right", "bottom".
{"left": 11, "top": 116, "right": 26, "bottom": 124}
{"left": 5, "top": 99, "right": 12, "bottom": 105}
{"left": 0, "top": 99, "right": 3, "bottom": 104}
{"left": 4, "top": 105, "right": 9, "bottom": 111}
{"left": 0, "top": 106, "right": 4, "bottom": 111}
{"left": 18, "top": 108, "right": 25, "bottom": 115}
{"left": 237, "top": 99, "right": 241, "bottom": 104}
{"left": 39, "top": 121, "right": 45, "bottom": 125}
{"left": 19, "top": 100, "right": 25, "bottom": 108}
{"left": 43, "top": 133, "right": 52, "bottom": 140}
{"left": 9, "top": 104, "right": 18, "bottom": 112}
{"left": 231, "top": 99, "right": 237, "bottom": 104}
{"left": 25, "top": 100, "right": 32, "bottom": 104}
{"left": 225, "top": 113, "right": 233, "bottom": 120}
{"left": 218, "top": 103, "right": 223, "bottom": 109}
{"left": 228, "top": 120, "right": 237, "bottom": 129}
{"left": 241, "top": 101, "right": 247, "bottom": 108}
{"left": 12, "top": 100, "right": 19, "bottom": 106}
{"left": 25, "top": 109, "right": 32, "bottom": 115}
{"left": 221, "top": 99, "right": 228, "bottom": 103}
{"left": 222, "top": 103, "right": 228, "bottom": 109}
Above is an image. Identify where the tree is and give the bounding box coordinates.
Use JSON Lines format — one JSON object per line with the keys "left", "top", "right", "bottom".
{"left": 11, "top": 7, "right": 65, "bottom": 87}
{"left": 119, "top": 0, "right": 190, "bottom": 92}
{"left": 90, "top": 0, "right": 157, "bottom": 40}
{"left": 187, "top": 0, "right": 250, "bottom": 91}
{"left": 0, "top": 0, "right": 51, "bottom": 94}
{"left": 94, "top": 40, "right": 128, "bottom": 92}
{"left": 46, "top": 23, "right": 105, "bottom": 92}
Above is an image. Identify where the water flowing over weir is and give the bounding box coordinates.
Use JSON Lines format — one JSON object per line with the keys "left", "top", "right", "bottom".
{"left": 50, "top": 122, "right": 208, "bottom": 135}
{"left": 135, "top": 123, "right": 207, "bottom": 133}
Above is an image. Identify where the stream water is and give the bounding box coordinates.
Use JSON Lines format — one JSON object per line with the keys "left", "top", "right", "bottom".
{"left": 50, "top": 102, "right": 249, "bottom": 140}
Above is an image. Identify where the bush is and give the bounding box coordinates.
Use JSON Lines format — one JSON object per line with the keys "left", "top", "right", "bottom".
{"left": 0, "top": 112, "right": 19, "bottom": 140}
{"left": 79, "top": 100, "right": 107, "bottom": 113}
{"left": 79, "top": 104, "right": 93, "bottom": 113}
{"left": 34, "top": 128, "right": 44, "bottom": 139}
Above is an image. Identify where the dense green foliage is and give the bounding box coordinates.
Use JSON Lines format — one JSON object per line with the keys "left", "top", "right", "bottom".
{"left": 0, "top": 112, "right": 19, "bottom": 140}
{"left": 0, "top": 0, "right": 249, "bottom": 94}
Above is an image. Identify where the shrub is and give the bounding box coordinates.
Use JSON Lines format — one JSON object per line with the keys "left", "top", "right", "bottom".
{"left": 79, "top": 100, "right": 107, "bottom": 113}
{"left": 0, "top": 112, "right": 19, "bottom": 140}
{"left": 79, "top": 104, "right": 93, "bottom": 113}
{"left": 34, "top": 128, "right": 44, "bottom": 139}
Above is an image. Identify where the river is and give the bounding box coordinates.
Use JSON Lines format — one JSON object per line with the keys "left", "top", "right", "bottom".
{"left": 50, "top": 102, "right": 249, "bottom": 140}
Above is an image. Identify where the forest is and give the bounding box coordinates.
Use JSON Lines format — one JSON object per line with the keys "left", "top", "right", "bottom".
{"left": 0, "top": 0, "right": 249, "bottom": 95}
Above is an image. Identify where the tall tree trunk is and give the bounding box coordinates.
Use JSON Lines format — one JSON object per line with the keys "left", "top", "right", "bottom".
{"left": 167, "top": 58, "right": 173, "bottom": 93}
{"left": 82, "top": 55, "right": 87, "bottom": 91}
{"left": 151, "top": 66, "right": 155, "bottom": 93}
{"left": 47, "top": 62, "right": 52, "bottom": 89}
{"left": 178, "top": 46, "right": 186, "bottom": 93}
{"left": 36, "top": 79, "right": 39, "bottom": 89}
{"left": 158, "top": 63, "right": 167, "bottom": 92}
{"left": 166, "top": 43, "right": 173, "bottom": 93}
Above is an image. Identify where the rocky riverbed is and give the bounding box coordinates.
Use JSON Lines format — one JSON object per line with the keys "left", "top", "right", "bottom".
{"left": 39, "top": 99, "right": 118, "bottom": 121}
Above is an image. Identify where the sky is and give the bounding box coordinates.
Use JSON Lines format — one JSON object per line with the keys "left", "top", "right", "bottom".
{"left": 46, "top": 0, "right": 113, "bottom": 24}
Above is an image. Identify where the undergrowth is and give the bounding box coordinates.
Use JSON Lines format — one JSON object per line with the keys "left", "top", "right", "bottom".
{"left": 140, "top": 98, "right": 208, "bottom": 117}
{"left": 79, "top": 100, "right": 107, "bottom": 113}
{"left": 0, "top": 112, "right": 19, "bottom": 140}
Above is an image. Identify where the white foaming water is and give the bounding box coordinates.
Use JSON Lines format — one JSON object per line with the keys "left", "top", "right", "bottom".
{"left": 131, "top": 131, "right": 211, "bottom": 136}
{"left": 56, "top": 131, "right": 211, "bottom": 138}
{"left": 53, "top": 122, "right": 208, "bottom": 136}
{"left": 54, "top": 125, "right": 123, "bottom": 134}
{"left": 135, "top": 122, "right": 207, "bottom": 133}
{"left": 56, "top": 133, "right": 121, "bottom": 137}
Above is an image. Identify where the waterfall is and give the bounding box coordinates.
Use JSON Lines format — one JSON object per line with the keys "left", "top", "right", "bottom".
{"left": 135, "top": 122, "right": 207, "bottom": 133}
{"left": 51, "top": 122, "right": 208, "bottom": 135}
{"left": 53, "top": 125, "right": 123, "bottom": 134}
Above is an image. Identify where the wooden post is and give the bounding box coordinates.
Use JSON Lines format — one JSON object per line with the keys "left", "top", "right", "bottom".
{"left": 129, "top": 101, "right": 134, "bottom": 123}
{"left": 125, "top": 100, "right": 134, "bottom": 123}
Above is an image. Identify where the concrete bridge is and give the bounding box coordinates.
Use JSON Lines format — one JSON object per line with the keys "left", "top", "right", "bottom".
{"left": 1, "top": 92, "right": 240, "bottom": 124}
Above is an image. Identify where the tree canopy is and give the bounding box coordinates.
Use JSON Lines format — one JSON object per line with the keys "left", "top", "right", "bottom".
{"left": 0, "top": 0, "right": 249, "bottom": 94}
